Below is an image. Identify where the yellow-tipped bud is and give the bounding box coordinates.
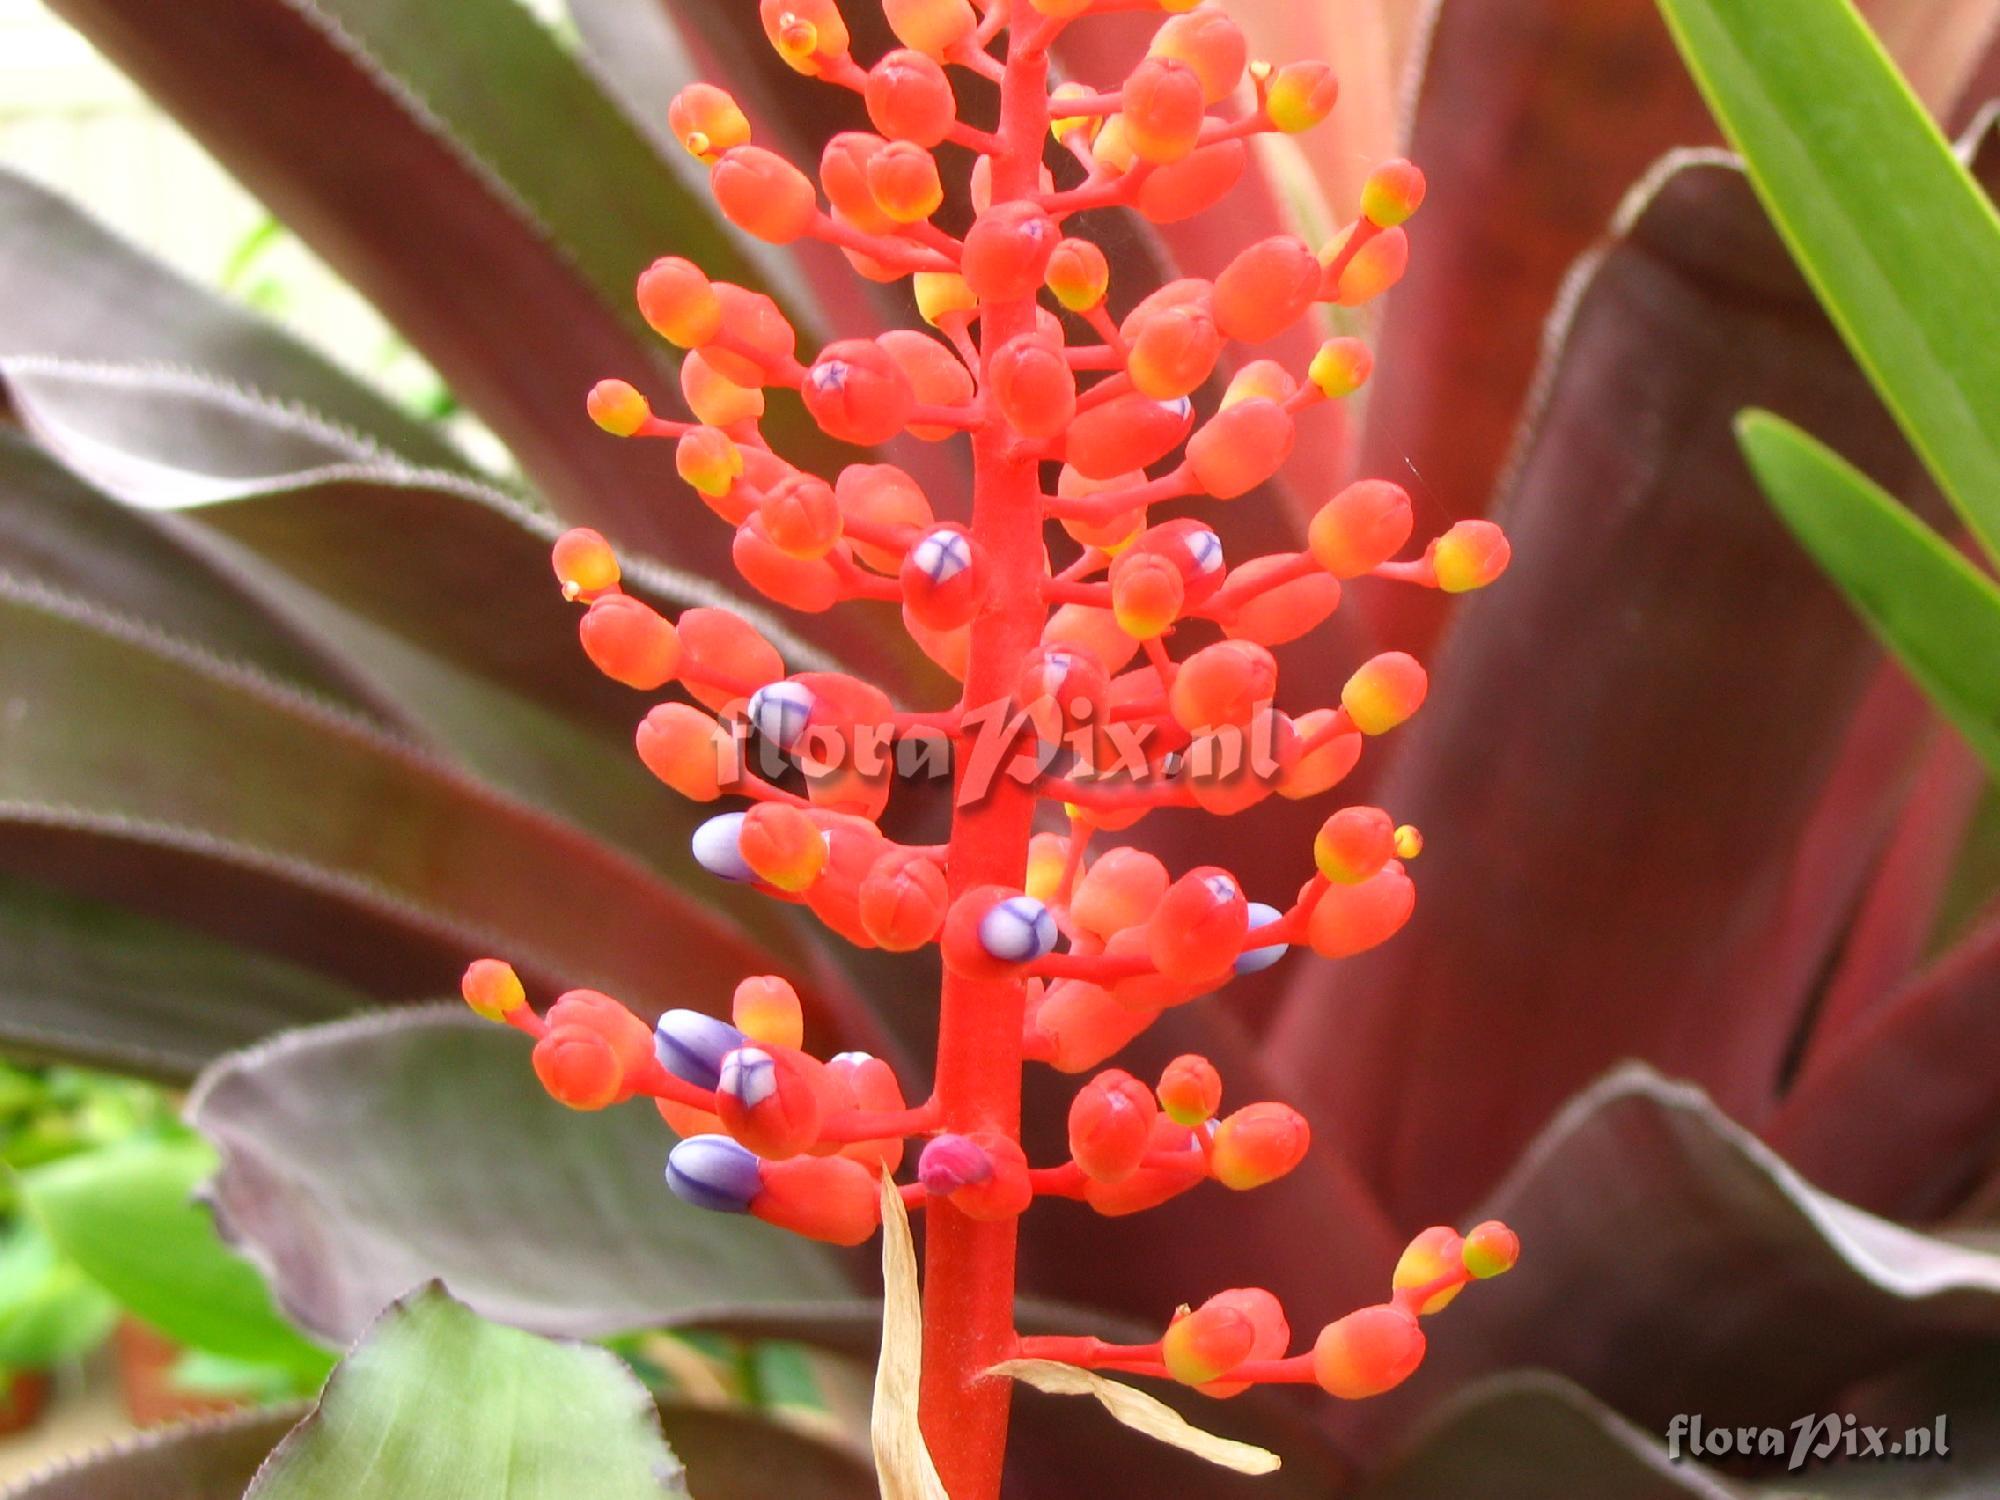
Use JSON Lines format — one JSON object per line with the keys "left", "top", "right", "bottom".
{"left": 1393, "top": 824, "right": 1423, "bottom": 860}
{"left": 668, "top": 83, "right": 751, "bottom": 164}
{"left": 1044, "top": 238, "right": 1110, "bottom": 313}
{"left": 1265, "top": 60, "right": 1337, "bottom": 133}
{"left": 1309, "top": 337, "right": 1374, "bottom": 399}
{"left": 461, "top": 959, "right": 526, "bottom": 1021}
{"left": 675, "top": 426, "right": 744, "bottom": 499}
{"left": 1049, "top": 82, "right": 1097, "bottom": 143}
{"left": 586, "top": 378, "right": 650, "bottom": 437}
{"left": 914, "top": 270, "right": 977, "bottom": 327}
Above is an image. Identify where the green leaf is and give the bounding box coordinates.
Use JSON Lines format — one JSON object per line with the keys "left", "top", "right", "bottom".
{"left": 243, "top": 1288, "right": 688, "bottom": 1500}
{"left": 20, "top": 1136, "right": 334, "bottom": 1385}
{"left": 1738, "top": 411, "right": 2000, "bottom": 775}
{"left": 187, "top": 1010, "right": 855, "bottom": 1346}
{"left": 0, "top": 1221, "right": 118, "bottom": 1369}
{"left": 1654, "top": 0, "right": 2000, "bottom": 562}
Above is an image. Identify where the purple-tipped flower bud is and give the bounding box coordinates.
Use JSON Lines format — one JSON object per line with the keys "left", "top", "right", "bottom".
{"left": 692, "top": 812, "right": 755, "bottom": 882}
{"left": 978, "top": 895, "right": 1058, "bottom": 964}
{"left": 747, "top": 680, "right": 815, "bottom": 751}
{"left": 654, "top": 1008, "right": 746, "bottom": 1091}
{"left": 666, "top": 1133, "right": 763, "bottom": 1213}
{"left": 1235, "top": 901, "right": 1289, "bottom": 974}
{"left": 918, "top": 1132, "right": 994, "bottom": 1194}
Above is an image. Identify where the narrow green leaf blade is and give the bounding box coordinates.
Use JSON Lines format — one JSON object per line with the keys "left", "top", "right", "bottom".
{"left": 1738, "top": 411, "right": 2000, "bottom": 774}
{"left": 21, "top": 1137, "right": 334, "bottom": 1384}
{"left": 245, "top": 1288, "right": 688, "bottom": 1500}
{"left": 1655, "top": 0, "right": 2000, "bottom": 560}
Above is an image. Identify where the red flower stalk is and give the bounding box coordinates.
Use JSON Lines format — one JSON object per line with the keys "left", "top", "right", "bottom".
{"left": 468, "top": 0, "right": 1521, "bottom": 1491}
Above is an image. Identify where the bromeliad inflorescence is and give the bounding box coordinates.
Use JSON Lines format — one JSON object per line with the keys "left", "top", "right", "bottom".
{"left": 465, "top": 0, "right": 1517, "bottom": 1491}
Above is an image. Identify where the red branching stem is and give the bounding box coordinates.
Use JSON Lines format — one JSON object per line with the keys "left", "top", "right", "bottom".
{"left": 917, "top": 32, "right": 1050, "bottom": 1500}
{"left": 815, "top": 1097, "right": 944, "bottom": 1144}
{"left": 810, "top": 214, "right": 957, "bottom": 272}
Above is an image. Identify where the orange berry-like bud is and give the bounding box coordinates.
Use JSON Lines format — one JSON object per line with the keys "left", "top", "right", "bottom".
{"left": 681, "top": 350, "right": 765, "bottom": 427}
{"left": 676, "top": 426, "right": 747, "bottom": 512}
{"left": 760, "top": 0, "right": 850, "bottom": 73}
{"left": 1343, "top": 651, "right": 1427, "bottom": 734}
{"left": 1072, "top": 847, "right": 1169, "bottom": 938}
{"left": 1068, "top": 1068, "right": 1159, "bottom": 1182}
{"left": 1018, "top": 644, "right": 1111, "bottom": 750}
{"left": 1222, "top": 555, "right": 1339, "bottom": 647}
{"left": 1307, "top": 861, "right": 1415, "bottom": 957}
{"left": 881, "top": 332, "right": 973, "bottom": 443}
{"left": 820, "top": 132, "right": 895, "bottom": 233}
{"left": 1313, "top": 1305, "right": 1424, "bottom": 1399}
{"left": 1028, "top": 0, "right": 1093, "bottom": 15}
{"left": 1184, "top": 706, "right": 1291, "bottom": 817}
{"left": 579, "top": 594, "right": 682, "bottom": 690}
{"left": 858, "top": 848, "right": 950, "bottom": 951}
{"left": 1314, "top": 806, "right": 1395, "bottom": 884}
{"left": 1279, "top": 709, "right": 1361, "bottom": 799}
{"left": 991, "top": 334, "right": 1077, "bottom": 439}
{"left": 534, "top": 1025, "right": 623, "bottom": 1110}
{"left": 758, "top": 473, "right": 844, "bottom": 559}
{"left": 1149, "top": 868, "right": 1249, "bottom": 984}
{"left": 1054, "top": 466, "right": 1144, "bottom": 553}
{"left": 802, "top": 815, "right": 890, "bottom": 944}
{"left": 1393, "top": 1226, "right": 1467, "bottom": 1315}
{"left": 1136, "top": 139, "right": 1245, "bottom": 223}
{"left": 1044, "top": 236, "right": 1110, "bottom": 312}
{"left": 738, "top": 803, "right": 829, "bottom": 892}
{"left": 1122, "top": 280, "right": 1221, "bottom": 400}
{"left": 1324, "top": 224, "right": 1410, "bottom": 305}
{"left": 803, "top": 339, "right": 918, "bottom": 446}
{"left": 1080, "top": 1115, "right": 1207, "bottom": 1215}
{"left": 1109, "top": 549, "right": 1186, "bottom": 640}
{"left": 1309, "top": 479, "right": 1414, "bottom": 577}
{"left": 866, "top": 138, "right": 945, "bottom": 222}
{"left": 706, "top": 284, "right": 798, "bottom": 386}
{"left": 866, "top": 48, "right": 955, "bottom": 146}
{"left": 1029, "top": 979, "right": 1158, "bottom": 1073}
{"left": 586, "top": 378, "right": 650, "bottom": 437}
{"left": 1049, "top": 81, "right": 1097, "bottom": 142}
{"left": 826, "top": 1050, "right": 908, "bottom": 1172}
{"left": 636, "top": 703, "right": 737, "bottom": 800}
{"left": 1430, "top": 519, "right": 1511, "bottom": 592}
{"left": 715, "top": 1043, "right": 825, "bottom": 1159}
{"left": 461, "top": 958, "right": 526, "bottom": 1021}
{"left": 1187, "top": 398, "right": 1293, "bottom": 499}
{"left": 1265, "top": 59, "right": 1338, "bottom": 133}
{"left": 1361, "top": 158, "right": 1427, "bottom": 228}
{"left": 1195, "top": 1289, "right": 1291, "bottom": 1398}
{"left": 883, "top": 0, "right": 975, "bottom": 56}
{"left": 533, "top": 990, "right": 652, "bottom": 1110}
{"left": 901, "top": 524, "right": 984, "bottom": 630}
{"left": 636, "top": 257, "right": 722, "bottom": 348}
{"left": 1044, "top": 601, "right": 1141, "bottom": 675}
{"left": 733, "top": 516, "right": 841, "bottom": 611}
{"left": 1150, "top": 7, "right": 1247, "bottom": 103}
{"left": 836, "top": 463, "right": 933, "bottom": 570}
{"left": 711, "top": 146, "right": 819, "bottom": 244}
{"left": 1394, "top": 824, "right": 1424, "bottom": 860}
{"left": 675, "top": 606, "right": 785, "bottom": 713}
{"left": 1213, "top": 236, "right": 1319, "bottom": 344}
{"left": 1157, "top": 1054, "right": 1222, "bottom": 1125}
{"left": 552, "top": 527, "right": 620, "bottom": 601}
{"left": 1163, "top": 1297, "right": 1257, "bottom": 1387}
{"left": 1170, "top": 640, "right": 1277, "bottom": 731}
{"left": 668, "top": 82, "right": 751, "bottom": 164}
{"left": 1065, "top": 391, "right": 1194, "bottom": 480}
{"left": 1309, "top": 337, "right": 1375, "bottom": 399}
{"left": 1221, "top": 362, "right": 1297, "bottom": 411}
{"left": 732, "top": 974, "right": 806, "bottom": 1049}
{"left": 1210, "top": 1101, "right": 1310, "bottom": 1189}
{"left": 914, "top": 270, "right": 977, "bottom": 327}
{"left": 963, "top": 202, "right": 1060, "bottom": 301}
{"left": 1463, "top": 1220, "right": 1521, "bottom": 1279}
{"left": 1121, "top": 57, "right": 1205, "bottom": 164}
{"left": 753, "top": 1153, "right": 880, "bottom": 1244}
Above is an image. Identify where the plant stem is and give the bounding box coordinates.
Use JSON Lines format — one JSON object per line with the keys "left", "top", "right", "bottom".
{"left": 917, "top": 30, "right": 1050, "bottom": 1500}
